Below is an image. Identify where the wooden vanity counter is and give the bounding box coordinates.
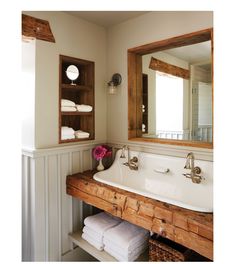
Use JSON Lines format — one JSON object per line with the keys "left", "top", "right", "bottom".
{"left": 66, "top": 170, "right": 213, "bottom": 260}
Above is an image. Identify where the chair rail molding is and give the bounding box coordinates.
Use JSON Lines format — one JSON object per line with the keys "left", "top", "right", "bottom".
{"left": 108, "top": 140, "right": 213, "bottom": 161}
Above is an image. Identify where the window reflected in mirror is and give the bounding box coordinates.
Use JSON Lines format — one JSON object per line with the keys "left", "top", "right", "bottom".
{"left": 141, "top": 40, "right": 212, "bottom": 143}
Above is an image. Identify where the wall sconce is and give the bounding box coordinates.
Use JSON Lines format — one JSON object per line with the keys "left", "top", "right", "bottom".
{"left": 107, "top": 73, "right": 122, "bottom": 94}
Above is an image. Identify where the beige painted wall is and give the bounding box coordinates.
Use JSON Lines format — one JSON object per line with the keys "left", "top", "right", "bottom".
{"left": 23, "top": 11, "right": 107, "bottom": 148}
{"left": 107, "top": 11, "right": 213, "bottom": 143}
{"left": 22, "top": 11, "right": 213, "bottom": 153}
{"left": 22, "top": 39, "right": 36, "bottom": 148}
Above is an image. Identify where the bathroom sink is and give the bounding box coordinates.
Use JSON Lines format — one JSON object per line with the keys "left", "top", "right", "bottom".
{"left": 94, "top": 149, "right": 213, "bottom": 213}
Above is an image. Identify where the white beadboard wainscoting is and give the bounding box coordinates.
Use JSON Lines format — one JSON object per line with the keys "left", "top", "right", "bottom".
{"left": 22, "top": 142, "right": 103, "bottom": 261}
{"left": 22, "top": 141, "right": 213, "bottom": 261}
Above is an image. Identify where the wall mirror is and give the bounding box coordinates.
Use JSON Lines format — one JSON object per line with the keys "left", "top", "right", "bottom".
{"left": 128, "top": 28, "right": 213, "bottom": 148}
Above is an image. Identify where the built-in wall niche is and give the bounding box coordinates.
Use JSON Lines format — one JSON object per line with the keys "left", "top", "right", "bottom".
{"left": 128, "top": 28, "right": 213, "bottom": 149}
{"left": 59, "top": 55, "right": 95, "bottom": 143}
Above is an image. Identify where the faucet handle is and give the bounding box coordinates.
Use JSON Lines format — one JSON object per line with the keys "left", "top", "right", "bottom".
{"left": 130, "top": 156, "right": 138, "bottom": 163}
{"left": 193, "top": 166, "right": 201, "bottom": 174}
{"left": 120, "top": 145, "right": 128, "bottom": 158}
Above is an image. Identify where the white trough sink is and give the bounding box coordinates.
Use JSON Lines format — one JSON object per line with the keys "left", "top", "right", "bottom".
{"left": 94, "top": 149, "right": 213, "bottom": 213}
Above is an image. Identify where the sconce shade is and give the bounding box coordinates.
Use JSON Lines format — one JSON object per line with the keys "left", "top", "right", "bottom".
{"left": 108, "top": 73, "right": 122, "bottom": 94}
{"left": 111, "top": 73, "right": 122, "bottom": 86}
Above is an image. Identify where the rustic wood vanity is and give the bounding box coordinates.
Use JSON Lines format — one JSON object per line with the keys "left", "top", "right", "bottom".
{"left": 66, "top": 170, "right": 213, "bottom": 261}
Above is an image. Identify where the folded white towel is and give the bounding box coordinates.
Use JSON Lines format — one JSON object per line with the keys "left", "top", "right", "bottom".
{"left": 84, "top": 212, "right": 121, "bottom": 236}
{"left": 104, "top": 241, "right": 147, "bottom": 262}
{"left": 82, "top": 232, "right": 104, "bottom": 251}
{"left": 104, "top": 232, "right": 149, "bottom": 254}
{"left": 61, "top": 126, "right": 75, "bottom": 136}
{"left": 103, "top": 221, "right": 149, "bottom": 252}
{"left": 61, "top": 106, "right": 77, "bottom": 112}
{"left": 74, "top": 130, "right": 90, "bottom": 139}
{"left": 83, "top": 226, "right": 103, "bottom": 244}
{"left": 61, "top": 134, "right": 75, "bottom": 140}
{"left": 105, "top": 239, "right": 148, "bottom": 258}
{"left": 76, "top": 104, "right": 93, "bottom": 112}
{"left": 61, "top": 99, "right": 76, "bottom": 107}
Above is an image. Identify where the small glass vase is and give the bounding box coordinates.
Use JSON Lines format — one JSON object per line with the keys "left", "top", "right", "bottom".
{"left": 97, "top": 158, "right": 104, "bottom": 171}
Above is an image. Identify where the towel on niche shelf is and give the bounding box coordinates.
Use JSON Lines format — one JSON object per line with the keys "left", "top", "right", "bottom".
{"left": 76, "top": 104, "right": 93, "bottom": 112}
{"left": 61, "top": 106, "right": 77, "bottom": 112}
{"left": 61, "top": 126, "right": 75, "bottom": 140}
{"left": 74, "top": 130, "right": 90, "bottom": 139}
{"left": 61, "top": 99, "right": 76, "bottom": 107}
{"left": 61, "top": 126, "right": 75, "bottom": 135}
{"left": 84, "top": 212, "right": 121, "bottom": 236}
{"left": 61, "top": 134, "right": 75, "bottom": 140}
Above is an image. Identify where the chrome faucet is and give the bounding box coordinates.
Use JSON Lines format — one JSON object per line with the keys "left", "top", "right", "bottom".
{"left": 120, "top": 145, "right": 138, "bottom": 170}
{"left": 120, "top": 145, "right": 128, "bottom": 158}
{"left": 183, "top": 152, "right": 204, "bottom": 184}
{"left": 184, "top": 152, "right": 194, "bottom": 170}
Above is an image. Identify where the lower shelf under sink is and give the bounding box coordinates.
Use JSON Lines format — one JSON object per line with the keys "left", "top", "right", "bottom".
{"left": 69, "top": 230, "right": 149, "bottom": 262}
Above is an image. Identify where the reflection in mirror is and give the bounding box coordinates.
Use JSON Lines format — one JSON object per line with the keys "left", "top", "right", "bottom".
{"left": 141, "top": 41, "right": 212, "bottom": 143}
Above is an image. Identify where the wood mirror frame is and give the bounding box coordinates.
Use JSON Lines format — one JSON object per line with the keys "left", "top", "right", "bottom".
{"left": 128, "top": 28, "right": 213, "bottom": 149}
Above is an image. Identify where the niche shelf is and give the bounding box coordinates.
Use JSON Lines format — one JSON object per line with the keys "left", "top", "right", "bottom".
{"left": 59, "top": 55, "right": 95, "bottom": 143}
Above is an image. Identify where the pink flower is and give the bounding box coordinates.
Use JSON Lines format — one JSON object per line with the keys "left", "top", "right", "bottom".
{"left": 102, "top": 145, "right": 112, "bottom": 157}
{"left": 92, "top": 146, "right": 107, "bottom": 160}
{"left": 92, "top": 145, "right": 112, "bottom": 160}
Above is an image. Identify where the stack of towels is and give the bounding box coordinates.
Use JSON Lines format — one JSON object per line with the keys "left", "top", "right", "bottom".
{"left": 103, "top": 221, "right": 149, "bottom": 261}
{"left": 61, "top": 127, "right": 90, "bottom": 140}
{"left": 61, "top": 99, "right": 77, "bottom": 112}
{"left": 76, "top": 104, "right": 92, "bottom": 112}
{"left": 74, "top": 130, "right": 90, "bottom": 139}
{"left": 82, "top": 212, "right": 121, "bottom": 251}
{"left": 82, "top": 212, "right": 149, "bottom": 261}
{"left": 61, "top": 99, "right": 92, "bottom": 112}
{"left": 61, "top": 126, "right": 75, "bottom": 140}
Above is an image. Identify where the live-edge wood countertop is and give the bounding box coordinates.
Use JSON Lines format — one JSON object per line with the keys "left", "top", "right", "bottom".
{"left": 66, "top": 170, "right": 213, "bottom": 260}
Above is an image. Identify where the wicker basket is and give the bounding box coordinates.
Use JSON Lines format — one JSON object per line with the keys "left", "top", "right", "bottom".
{"left": 149, "top": 235, "right": 192, "bottom": 262}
